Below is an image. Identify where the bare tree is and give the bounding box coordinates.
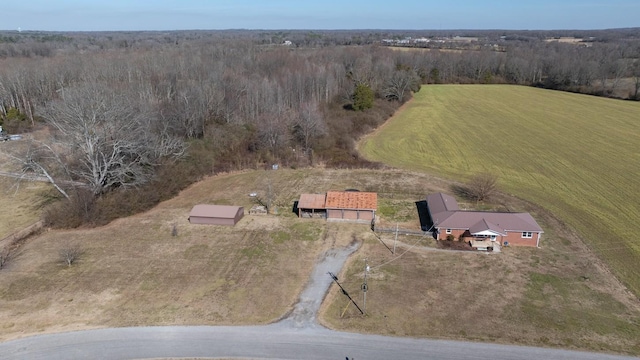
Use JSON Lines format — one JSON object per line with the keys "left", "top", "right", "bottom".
{"left": 383, "top": 68, "right": 421, "bottom": 102}
{"left": 631, "top": 60, "right": 640, "bottom": 100}
{"left": 293, "top": 101, "right": 327, "bottom": 151}
{"left": 42, "top": 83, "right": 185, "bottom": 195}
{"left": 1, "top": 140, "right": 72, "bottom": 199}
{"left": 59, "top": 242, "right": 82, "bottom": 267}
{"left": 455, "top": 173, "right": 499, "bottom": 203}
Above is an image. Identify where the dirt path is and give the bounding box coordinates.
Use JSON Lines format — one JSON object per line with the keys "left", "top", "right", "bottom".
{"left": 276, "top": 240, "right": 360, "bottom": 329}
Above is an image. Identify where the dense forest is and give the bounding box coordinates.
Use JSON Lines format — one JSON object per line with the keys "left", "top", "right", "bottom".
{"left": 0, "top": 29, "right": 638, "bottom": 227}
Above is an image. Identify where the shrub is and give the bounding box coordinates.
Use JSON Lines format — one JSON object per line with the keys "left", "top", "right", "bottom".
{"left": 43, "top": 189, "right": 96, "bottom": 229}
{"left": 452, "top": 173, "right": 498, "bottom": 203}
{"left": 59, "top": 242, "right": 82, "bottom": 267}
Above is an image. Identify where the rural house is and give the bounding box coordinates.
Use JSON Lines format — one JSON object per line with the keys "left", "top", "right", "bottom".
{"left": 426, "top": 193, "right": 543, "bottom": 248}
{"left": 188, "top": 204, "right": 244, "bottom": 226}
{"left": 297, "top": 191, "right": 377, "bottom": 223}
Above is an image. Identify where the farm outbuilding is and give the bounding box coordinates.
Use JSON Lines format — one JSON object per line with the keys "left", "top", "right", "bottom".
{"left": 297, "top": 193, "right": 328, "bottom": 218}
{"left": 297, "top": 191, "right": 377, "bottom": 224}
{"left": 188, "top": 204, "right": 244, "bottom": 226}
{"left": 325, "top": 191, "right": 377, "bottom": 222}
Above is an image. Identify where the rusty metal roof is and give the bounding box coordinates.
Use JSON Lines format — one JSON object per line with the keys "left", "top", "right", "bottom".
{"left": 325, "top": 191, "right": 377, "bottom": 210}
{"left": 189, "top": 204, "right": 242, "bottom": 219}
{"left": 298, "top": 194, "right": 327, "bottom": 210}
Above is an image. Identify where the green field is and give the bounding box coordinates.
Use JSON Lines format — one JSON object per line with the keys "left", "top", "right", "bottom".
{"left": 359, "top": 85, "right": 640, "bottom": 297}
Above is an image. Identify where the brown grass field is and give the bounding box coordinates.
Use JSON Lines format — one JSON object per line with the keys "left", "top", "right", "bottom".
{"left": 1, "top": 168, "right": 640, "bottom": 355}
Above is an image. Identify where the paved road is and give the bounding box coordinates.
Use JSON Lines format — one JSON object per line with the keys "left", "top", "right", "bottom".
{"left": 2, "top": 325, "right": 638, "bottom": 360}
{"left": 1, "top": 243, "right": 638, "bottom": 360}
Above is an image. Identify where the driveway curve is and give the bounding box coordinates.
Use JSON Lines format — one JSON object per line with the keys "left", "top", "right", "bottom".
{"left": 1, "top": 243, "right": 638, "bottom": 360}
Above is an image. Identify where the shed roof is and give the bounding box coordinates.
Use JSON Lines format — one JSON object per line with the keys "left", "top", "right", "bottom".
{"left": 325, "top": 191, "right": 377, "bottom": 210}
{"left": 298, "top": 194, "right": 327, "bottom": 210}
{"left": 189, "top": 204, "right": 242, "bottom": 219}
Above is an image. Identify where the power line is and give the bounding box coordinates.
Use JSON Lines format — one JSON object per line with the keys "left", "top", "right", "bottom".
{"left": 328, "top": 271, "right": 364, "bottom": 315}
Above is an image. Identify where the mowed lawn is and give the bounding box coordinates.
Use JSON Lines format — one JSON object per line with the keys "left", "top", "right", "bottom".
{"left": 359, "top": 85, "right": 640, "bottom": 297}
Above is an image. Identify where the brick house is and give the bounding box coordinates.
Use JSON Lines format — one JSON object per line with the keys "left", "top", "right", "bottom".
{"left": 426, "top": 193, "right": 543, "bottom": 247}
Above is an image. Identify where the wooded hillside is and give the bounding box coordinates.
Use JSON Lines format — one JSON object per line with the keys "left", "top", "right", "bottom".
{"left": 0, "top": 29, "right": 637, "bottom": 226}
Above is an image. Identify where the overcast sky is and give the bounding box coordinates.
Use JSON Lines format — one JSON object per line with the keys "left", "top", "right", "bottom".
{"left": 4, "top": 0, "right": 639, "bottom": 32}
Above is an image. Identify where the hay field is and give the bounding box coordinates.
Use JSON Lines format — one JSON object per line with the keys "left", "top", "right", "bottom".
{"left": 359, "top": 85, "right": 640, "bottom": 297}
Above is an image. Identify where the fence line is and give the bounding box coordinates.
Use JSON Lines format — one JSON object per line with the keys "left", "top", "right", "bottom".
{"left": 374, "top": 227, "right": 433, "bottom": 237}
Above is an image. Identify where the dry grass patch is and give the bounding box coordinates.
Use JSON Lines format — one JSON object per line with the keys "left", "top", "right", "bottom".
{"left": 320, "top": 194, "right": 640, "bottom": 356}
{"left": 0, "top": 177, "right": 48, "bottom": 240}
{"left": 3, "top": 168, "right": 638, "bottom": 356}
{"left": 1, "top": 169, "right": 410, "bottom": 340}
{"left": 0, "top": 139, "right": 52, "bottom": 240}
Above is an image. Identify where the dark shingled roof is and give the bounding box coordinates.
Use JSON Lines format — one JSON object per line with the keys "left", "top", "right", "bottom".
{"left": 426, "top": 193, "right": 543, "bottom": 233}
{"left": 469, "top": 218, "right": 507, "bottom": 236}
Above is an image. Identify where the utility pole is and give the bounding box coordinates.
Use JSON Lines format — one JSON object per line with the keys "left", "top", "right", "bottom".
{"left": 362, "top": 259, "right": 369, "bottom": 314}
{"left": 393, "top": 223, "right": 398, "bottom": 254}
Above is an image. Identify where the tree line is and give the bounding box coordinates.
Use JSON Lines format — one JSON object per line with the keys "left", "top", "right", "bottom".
{"left": 0, "top": 29, "right": 637, "bottom": 227}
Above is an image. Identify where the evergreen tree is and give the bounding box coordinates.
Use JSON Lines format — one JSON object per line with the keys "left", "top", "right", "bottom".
{"left": 352, "top": 84, "right": 374, "bottom": 111}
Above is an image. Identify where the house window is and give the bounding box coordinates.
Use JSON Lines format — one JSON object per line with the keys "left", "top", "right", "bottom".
{"left": 445, "top": 229, "right": 452, "bottom": 234}
{"left": 522, "top": 232, "right": 533, "bottom": 238}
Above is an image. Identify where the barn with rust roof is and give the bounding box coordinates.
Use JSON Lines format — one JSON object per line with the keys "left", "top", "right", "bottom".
{"left": 297, "top": 191, "right": 377, "bottom": 223}
{"left": 189, "top": 204, "right": 244, "bottom": 226}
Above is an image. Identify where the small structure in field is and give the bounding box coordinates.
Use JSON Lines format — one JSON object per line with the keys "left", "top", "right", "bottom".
{"left": 297, "top": 191, "right": 377, "bottom": 223}
{"left": 249, "top": 205, "right": 267, "bottom": 215}
{"left": 188, "top": 204, "right": 244, "bottom": 226}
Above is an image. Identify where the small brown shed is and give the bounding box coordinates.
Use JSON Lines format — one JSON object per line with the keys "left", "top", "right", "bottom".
{"left": 188, "top": 204, "right": 244, "bottom": 226}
